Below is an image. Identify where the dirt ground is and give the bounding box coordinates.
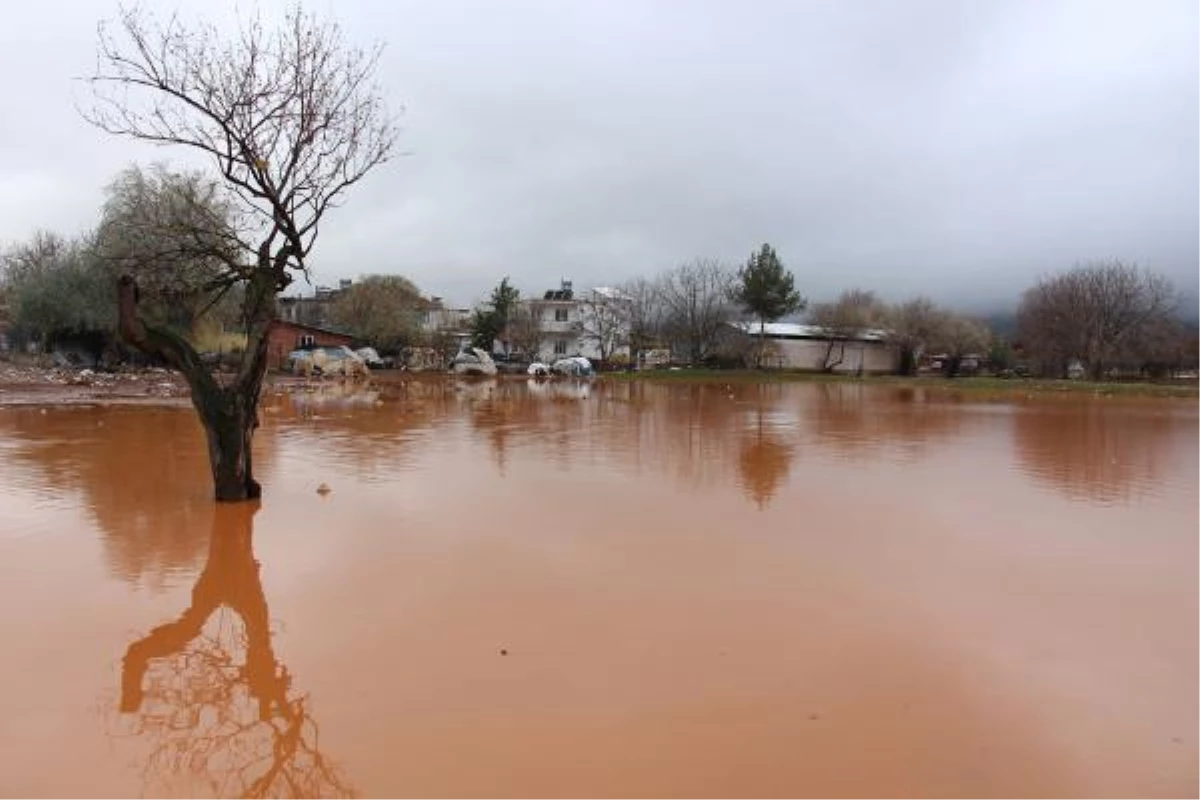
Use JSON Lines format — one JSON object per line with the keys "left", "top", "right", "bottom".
{"left": 0, "top": 363, "right": 190, "bottom": 405}
{"left": 0, "top": 363, "right": 353, "bottom": 406}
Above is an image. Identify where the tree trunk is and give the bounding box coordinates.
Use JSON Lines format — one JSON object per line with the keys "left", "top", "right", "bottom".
{"left": 822, "top": 339, "right": 845, "bottom": 373}
{"left": 898, "top": 347, "right": 917, "bottom": 376}
{"left": 194, "top": 385, "right": 262, "bottom": 500}
{"left": 117, "top": 271, "right": 275, "bottom": 502}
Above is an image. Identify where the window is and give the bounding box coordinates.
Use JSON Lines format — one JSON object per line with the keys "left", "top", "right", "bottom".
{"left": 554, "top": 308, "right": 569, "bottom": 322}
{"left": 298, "top": 334, "right": 316, "bottom": 348}
{"left": 554, "top": 339, "right": 568, "bottom": 355}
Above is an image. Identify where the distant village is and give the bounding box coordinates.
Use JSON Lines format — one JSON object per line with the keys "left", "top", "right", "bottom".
{"left": 271, "top": 276, "right": 903, "bottom": 376}
{"left": 1, "top": 218, "right": 1194, "bottom": 383}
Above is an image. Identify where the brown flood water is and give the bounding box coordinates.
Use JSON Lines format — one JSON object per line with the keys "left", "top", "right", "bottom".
{"left": 0, "top": 379, "right": 1195, "bottom": 798}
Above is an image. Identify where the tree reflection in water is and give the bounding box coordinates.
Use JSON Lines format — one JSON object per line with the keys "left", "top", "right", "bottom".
{"left": 114, "top": 502, "right": 354, "bottom": 798}
{"left": 1011, "top": 400, "right": 1181, "bottom": 503}
{"left": 736, "top": 385, "right": 795, "bottom": 509}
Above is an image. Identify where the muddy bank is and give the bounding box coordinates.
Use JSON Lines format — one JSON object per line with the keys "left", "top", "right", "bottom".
{"left": 0, "top": 363, "right": 378, "bottom": 406}
{"left": 0, "top": 364, "right": 189, "bottom": 405}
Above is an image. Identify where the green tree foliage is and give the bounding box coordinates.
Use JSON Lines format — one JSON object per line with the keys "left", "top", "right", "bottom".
{"left": 2, "top": 232, "right": 114, "bottom": 349}
{"left": 1, "top": 166, "right": 249, "bottom": 356}
{"left": 94, "top": 164, "right": 243, "bottom": 333}
{"left": 733, "top": 244, "right": 805, "bottom": 367}
{"left": 470, "top": 277, "right": 519, "bottom": 352}
{"left": 734, "top": 244, "right": 805, "bottom": 326}
{"left": 328, "top": 274, "right": 424, "bottom": 354}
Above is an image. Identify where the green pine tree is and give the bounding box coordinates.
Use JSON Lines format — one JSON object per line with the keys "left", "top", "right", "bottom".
{"left": 734, "top": 244, "right": 806, "bottom": 367}
{"left": 470, "top": 276, "right": 520, "bottom": 352}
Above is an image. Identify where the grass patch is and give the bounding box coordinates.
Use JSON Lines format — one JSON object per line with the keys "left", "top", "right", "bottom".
{"left": 189, "top": 329, "right": 248, "bottom": 354}
{"left": 599, "top": 369, "right": 1199, "bottom": 398}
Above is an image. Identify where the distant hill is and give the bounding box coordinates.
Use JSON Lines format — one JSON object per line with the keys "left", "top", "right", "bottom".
{"left": 980, "top": 311, "right": 1019, "bottom": 338}
{"left": 975, "top": 309, "right": 1198, "bottom": 345}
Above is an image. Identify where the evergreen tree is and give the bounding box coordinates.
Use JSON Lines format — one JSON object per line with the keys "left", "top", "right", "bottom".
{"left": 734, "top": 244, "right": 805, "bottom": 366}
{"left": 470, "top": 277, "right": 520, "bottom": 352}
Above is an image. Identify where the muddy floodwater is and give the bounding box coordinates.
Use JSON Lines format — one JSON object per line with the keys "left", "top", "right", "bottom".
{"left": 0, "top": 379, "right": 1195, "bottom": 798}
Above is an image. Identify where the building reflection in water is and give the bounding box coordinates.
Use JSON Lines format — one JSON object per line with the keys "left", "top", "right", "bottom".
{"left": 113, "top": 502, "right": 355, "bottom": 798}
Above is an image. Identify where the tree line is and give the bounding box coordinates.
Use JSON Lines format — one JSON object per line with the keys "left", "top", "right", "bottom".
{"left": 455, "top": 246, "right": 1194, "bottom": 379}
{"left": 8, "top": 219, "right": 1193, "bottom": 384}
{"left": 1, "top": 165, "right": 247, "bottom": 361}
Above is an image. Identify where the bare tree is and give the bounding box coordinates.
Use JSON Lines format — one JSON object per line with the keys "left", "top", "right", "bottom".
{"left": 929, "top": 313, "right": 991, "bottom": 376}
{"left": 808, "top": 289, "right": 887, "bottom": 372}
{"left": 504, "top": 302, "right": 545, "bottom": 361}
{"left": 885, "top": 296, "right": 943, "bottom": 375}
{"left": 574, "top": 288, "right": 631, "bottom": 364}
{"left": 85, "top": 5, "right": 398, "bottom": 500}
{"left": 1017, "top": 261, "right": 1178, "bottom": 379}
{"left": 657, "top": 259, "right": 735, "bottom": 365}
{"left": 620, "top": 277, "right": 663, "bottom": 369}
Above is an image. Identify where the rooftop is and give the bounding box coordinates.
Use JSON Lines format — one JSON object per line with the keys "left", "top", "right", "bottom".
{"left": 727, "top": 321, "right": 889, "bottom": 342}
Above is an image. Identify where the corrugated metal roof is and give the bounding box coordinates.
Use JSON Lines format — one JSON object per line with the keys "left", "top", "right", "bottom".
{"left": 727, "top": 321, "right": 889, "bottom": 342}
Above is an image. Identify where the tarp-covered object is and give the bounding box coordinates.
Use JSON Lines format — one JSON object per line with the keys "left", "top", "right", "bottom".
{"left": 290, "top": 346, "right": 369, "bottom": 378}
{"left": 355, "top": 347, "right": 385, "bottom": 368}
{"left": 450, "top": 347, "right": 498, "bottom": 376}
{"left": 551, "top": 356, "right": 593, "bottom": 376}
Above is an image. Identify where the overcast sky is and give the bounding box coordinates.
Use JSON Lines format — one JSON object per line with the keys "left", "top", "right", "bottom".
{"left": 1, "top": 0, "right": 1196, "bottom": 311}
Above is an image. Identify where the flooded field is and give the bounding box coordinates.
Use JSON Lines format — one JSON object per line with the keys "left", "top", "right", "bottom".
{"left": 0, "top": 379, "right": 1195, "bottom": 798}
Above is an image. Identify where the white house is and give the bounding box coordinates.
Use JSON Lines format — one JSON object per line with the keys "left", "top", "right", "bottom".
{"left": 501, "top": 281, "right": 632, "bottom": 363}
{"left": 419, "top": 296, "right": 472, "bottom": 345}
{"left": 722, "top": 321, "right": 899, "bottom": 373}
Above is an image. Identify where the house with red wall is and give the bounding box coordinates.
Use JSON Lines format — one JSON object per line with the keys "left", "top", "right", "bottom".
{"left": 266, "top": 320, "right": 355, "bottom": 369}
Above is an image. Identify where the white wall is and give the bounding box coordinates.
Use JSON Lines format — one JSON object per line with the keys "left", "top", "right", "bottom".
{"left": 768, "top": 338, "right": 898, "bottom": 373}
{"left": 517, "top": 294, "right": 631, "bottom": 363}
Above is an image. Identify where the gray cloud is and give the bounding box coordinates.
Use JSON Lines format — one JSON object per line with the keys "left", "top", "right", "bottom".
{"left": 2, "top": 0, "right": 1196, "bottom": 312}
